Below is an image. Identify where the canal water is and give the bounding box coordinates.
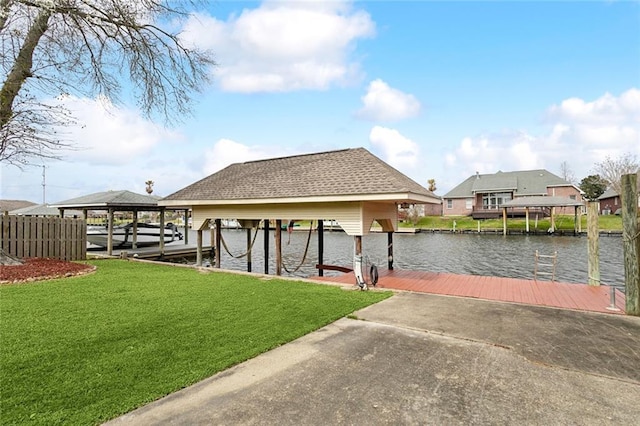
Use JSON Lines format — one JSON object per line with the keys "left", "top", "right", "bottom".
{"left": 181, "top": 229, "right": 625, "bottom": 288}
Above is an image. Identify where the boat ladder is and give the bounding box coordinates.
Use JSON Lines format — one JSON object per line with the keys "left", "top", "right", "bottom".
{"left": 534, "top": 250, "right": 557, "bottom": 282}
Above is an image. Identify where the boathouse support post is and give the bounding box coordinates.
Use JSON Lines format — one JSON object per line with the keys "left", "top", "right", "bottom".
{"left": 574, "top": 206, "right": 579, "bottom": 236}
{"left": 550, "top": 207, "right": 556, "bottom": 232}
{"left": 275, "top": 219, "right": 282, "bottom": 276}
{"left": 354, "top": 235, "right": 362, "bottom": 261}
{"left": 318, "top": 219, "right": 324, "bottom": 277}
{"left": 132, "top": 210, "right": 138, "bottom": 250}
{"left": 159, "top": 208, "right": 165, "bottom": 256}
{"left": 247, "top": 227, "right": 252, "bottom": 273}
{"left": 184, "top": 209, "right": 189, "bottom": 245}
{"left": 264, "top": 219, "right": 269, "bottom": 274}
{"left": 502, "top": 207, "right": 507, "bottom": 235}
{"left": 196, "top": 229, "right": 203, "bottom": 266}
{"left": 353, "top": 235, "right": 365, "bottom": 288}
{"left": 387, "top": 232, "right": 394, "bottom": 270}
{"left": 587, "top": 201, "right": 600, "bottom": 286}
{"left": 107, "top": 208, "right": 114, "bottom": 256}
{"left": 525, "top": 207, "right": 530, "bottom": 233}
{"left": 215, "top": 219, "right": 221, "bottom": 268}
{"left": 621, "top": 173, "right": 639, "bottom": 315}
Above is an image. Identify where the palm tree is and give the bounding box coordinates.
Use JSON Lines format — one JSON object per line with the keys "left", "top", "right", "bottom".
{"left": 145, "top": 180, "right": 154, "bottom": 194}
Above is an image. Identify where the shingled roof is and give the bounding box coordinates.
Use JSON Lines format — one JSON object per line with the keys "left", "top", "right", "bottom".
{"left": 52, "top": 190, "right": 162, "bottom": 209}
{"left": 162, "top": 148, "right": 438, "bottom": 204}
{"left": 444, "top": 169, "right": 572, "bottom": 198}
{"left": 0, "top": 199, "right": 37, "bottom": 213}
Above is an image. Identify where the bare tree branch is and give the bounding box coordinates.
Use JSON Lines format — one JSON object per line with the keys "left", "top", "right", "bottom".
{"left": 593, "top": 153, "right": 640, "bottom": 195}
{"left": 1, "top": 0, "right": 215, "bottom": 167}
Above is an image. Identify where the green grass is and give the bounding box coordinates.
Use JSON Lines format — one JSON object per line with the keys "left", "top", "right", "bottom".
{"left": 0, "top": 260, "right": 391, "bottom": 425}
{"left": 403, "top": 214, "right": 623, "bottom": 232}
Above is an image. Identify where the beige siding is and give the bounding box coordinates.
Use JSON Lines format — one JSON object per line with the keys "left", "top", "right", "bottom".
{"left": 192, "top": 201, "right": 398, "bottom": 236}
{"left": 362, "top": 202, "right": 398, "bottom": 233}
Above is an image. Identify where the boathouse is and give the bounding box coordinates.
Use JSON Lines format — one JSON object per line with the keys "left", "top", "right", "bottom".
{"left": 159, "top": 148, "right": 440, "bottom": 282}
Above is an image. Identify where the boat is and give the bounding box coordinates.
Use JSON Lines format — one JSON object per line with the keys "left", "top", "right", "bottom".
{"left": 87, "top": 222, "right": 183, "bottom": 248}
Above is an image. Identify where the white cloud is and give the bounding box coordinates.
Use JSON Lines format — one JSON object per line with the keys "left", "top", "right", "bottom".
{"left": 547, "top": 88, "right": 640, "bottom": 124}
{"left": 369, "top": 125, "right": 419, "bottom": 169}
{"left": 357, "top": 79, "right": 421, "bottom": 122}
{"left": 203, "top": 139, "right": 292, "bottom": 175}
{"left": 58, "top": 96, "right": 182, "bottom": 165}
{"left": 180, "top": 1, "right": 375, "bottom": 93}
{"left": 442, "top": 88, "right": 640, "bottom": 191}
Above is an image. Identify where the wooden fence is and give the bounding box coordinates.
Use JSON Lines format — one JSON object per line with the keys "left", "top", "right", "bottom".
{"left": 1, "top": 215, "right": 87, "bottom": 261}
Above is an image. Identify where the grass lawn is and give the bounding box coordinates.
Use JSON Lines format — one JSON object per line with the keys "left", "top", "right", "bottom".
{"left": 0, "top": 260, "right": 391, "bottom": 425}
{"left": 404, "top": 214, "right": 622, "bottom": 232}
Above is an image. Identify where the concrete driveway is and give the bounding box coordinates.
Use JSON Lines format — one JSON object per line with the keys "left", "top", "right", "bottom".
{"left": 106, "top": 292, "right": 640, "bottom": 425}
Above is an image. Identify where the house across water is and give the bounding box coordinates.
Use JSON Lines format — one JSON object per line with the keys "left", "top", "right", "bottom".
{"left": 442, "top": 169, "right": 582, "bottom": 219}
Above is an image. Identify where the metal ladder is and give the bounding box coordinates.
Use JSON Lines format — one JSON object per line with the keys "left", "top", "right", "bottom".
{"left": 534, "top": 250, "right": 557, "bottom": 282}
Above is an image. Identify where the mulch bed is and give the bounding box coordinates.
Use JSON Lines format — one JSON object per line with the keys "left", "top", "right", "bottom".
{"left": 0, "top": 258, "right": 96, "bottom": 284}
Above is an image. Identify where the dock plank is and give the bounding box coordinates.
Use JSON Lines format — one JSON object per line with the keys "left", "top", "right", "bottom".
{"left": 315, "top": 268, "right": 626, "bottom": 315}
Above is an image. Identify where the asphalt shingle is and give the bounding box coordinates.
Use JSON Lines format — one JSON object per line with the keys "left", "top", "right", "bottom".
{"left": 163, "top": 148, "right": 435, "bottom": 201}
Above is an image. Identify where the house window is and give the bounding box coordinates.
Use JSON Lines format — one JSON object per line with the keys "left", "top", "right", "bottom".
{"left": 447, "top": 199, "right": 453, "bottom": 209}
{"left": 569, "top": 195, "right": 576, "bottom": 200}
{"left": 465, "top": 199, "right": 473, "bottom": 210}
{"left": 482, "top": 192, "right": 512, "bottom": 209}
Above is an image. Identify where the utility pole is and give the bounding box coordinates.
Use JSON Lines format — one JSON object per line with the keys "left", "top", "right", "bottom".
{"left": 41, "top": 165, "right": 46, "bottom": 204}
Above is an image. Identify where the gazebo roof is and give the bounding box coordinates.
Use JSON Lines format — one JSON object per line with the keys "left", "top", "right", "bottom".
{"left": 52, "top": 190, "right": 163, "bottom": 210}
{"left": 161, "top": 148, "right": 439, "bottom": 206}
{"left": 502, "top": 196, "right": 584, "bottom": 208}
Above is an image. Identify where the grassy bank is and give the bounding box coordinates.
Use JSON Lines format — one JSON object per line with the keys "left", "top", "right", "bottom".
{"left": 401, "top": 214, "right": 622, "bottom": 232}
{"left": 0, "top": 260, "right": 391, "bottom": 425}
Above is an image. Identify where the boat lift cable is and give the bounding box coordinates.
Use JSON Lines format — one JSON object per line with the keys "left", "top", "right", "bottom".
{"left": 281, "top": 221, "right": 314, "bottom": 274}
{"left": 219, "top": 226, "right": 260, "bottom": 259}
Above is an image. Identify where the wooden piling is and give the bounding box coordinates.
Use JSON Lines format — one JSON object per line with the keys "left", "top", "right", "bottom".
{"left": 215, "top": 219, "right": 221, "bottom": 268}
{"left": 587, "top": 201, "right": 600, "bottom": 286}
{"left": 263, "top": 219, "right": 269, "bottom": 274}
{"left": 246, "top": 227, "right": 252, "bottom": 273}
{"left": 317, "top": 220, "right": 324, "bottom": 277}
{"left": 621, "top": 173, "right": 639, "bottom": 315}
{"left": 196, "top": 229, "right": 203, "bottom": 266}
{"left": 275, "top": 219, "right": 282, "bottom": 276}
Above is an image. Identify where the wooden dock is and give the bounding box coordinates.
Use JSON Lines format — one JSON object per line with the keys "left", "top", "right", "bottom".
{"left": 316, "top": 269, "right": 627, "bottom": 315}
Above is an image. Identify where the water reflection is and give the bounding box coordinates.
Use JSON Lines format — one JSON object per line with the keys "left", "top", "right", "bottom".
{"left": 185, "top": 229, "right": 624, "bottom": 287}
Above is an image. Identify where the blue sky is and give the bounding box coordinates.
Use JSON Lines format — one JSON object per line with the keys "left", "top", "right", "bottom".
{"left": 2, "top": 0, "right": 639, "bottom": 204}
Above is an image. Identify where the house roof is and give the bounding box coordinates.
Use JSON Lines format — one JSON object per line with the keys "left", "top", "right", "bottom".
{"left": 444, "top": 169, "right": 572, "bottom": 198}
{"left": 51, "top": 190, "right": 163, "bottom": 210}
{"left": 9, "top": 204, "right": 83, "bottom": 217}
{"left": 161, "top": 148, "right": 439, "bottom": 205}
{"left": 597, "top": 188, "right": 619, "bottom": 200}
{"left": 0, "top": 199, "right": 37, "bottom": 213}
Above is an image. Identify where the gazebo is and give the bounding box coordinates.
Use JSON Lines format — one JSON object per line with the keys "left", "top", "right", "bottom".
{"left": 159, "top": 148, "right": 440, "bottom": 285}
{"left": 52, "top": 190, "right": 189, "bottom": 255}
{"left": 501, "top": 196, "right": 585, "bottom": 235}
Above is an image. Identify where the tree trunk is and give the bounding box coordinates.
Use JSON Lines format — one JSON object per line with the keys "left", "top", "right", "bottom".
{"left": 0, "top": 10, "right": 51, "bottom": 130}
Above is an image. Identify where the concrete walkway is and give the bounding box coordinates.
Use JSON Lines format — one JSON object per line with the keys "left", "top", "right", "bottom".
{"left": 106, "top": 292, "right": 640, "bottom": 425}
